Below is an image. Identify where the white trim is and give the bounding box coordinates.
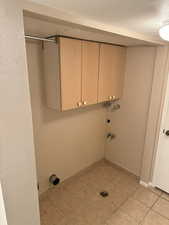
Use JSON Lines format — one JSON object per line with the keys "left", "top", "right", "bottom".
{"left": 140, "top": 47, "right": 169, "bottom": 183}
{"left": 149, "top": 182, "right": 154, "bottom": 187}
{"left": 0, "top": 183, "right": 8, "bottom": 225}
{"left": 139, "top": 180, "right": 154, "bottom": 188}
{"left": 140, "top": 180, "right": 149, "bottom": 187}
{"left": 152, "top": 49, "right": 169, "bottom": 189}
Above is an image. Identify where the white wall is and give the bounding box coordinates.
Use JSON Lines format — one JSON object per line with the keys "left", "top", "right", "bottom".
{"left": 105, "top": 47, "right": 156, "bottom": 176}
{"left": 26, "top": 41, "right": 157, "bottom": 192}
{"left": 26, "top": 41, "right": 106, "bottom": 193}
{"left": 0, "top": 2, "right": 167, "bottom": 225}
{"left": 0, "top": 1, "right": 40, "bottom": 225}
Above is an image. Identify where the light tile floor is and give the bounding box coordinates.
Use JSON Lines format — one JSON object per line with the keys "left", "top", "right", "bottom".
{"left": 39, "top": 160, "right": 169, "bottom": 225}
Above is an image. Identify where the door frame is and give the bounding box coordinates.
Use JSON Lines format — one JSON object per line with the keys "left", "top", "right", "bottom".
{"left": 140, "top": 46, "right": 169, "bottom": 186}
{"left": 0, "top": 182, "right": 8, "bottom": 225}
{"left": 152, "top": 50, "right": 169, "bottom": 187}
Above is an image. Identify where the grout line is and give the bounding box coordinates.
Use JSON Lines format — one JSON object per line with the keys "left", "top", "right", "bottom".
{"left": 110, "top": 185, "right": 140, "bottom": 215}
{"left": 151, "top": 194, "right": 169, "bottom": 221}
{"left": 105, "top": 186, "right": 140, "bottom": 225}
{"left": 151, "top": 209, "right": 169, "bottom": 221}
{"left": 138, "top": 192, "right": 161, "bottom": 225}
{"left": 151, "top": 194, "right": 161, "bottom": 208}
{"left": 138, "top": 208, "right": 151, "bottom": 225}
{"left": 113, "top": 185, "right": 162, "bottom": 225}
{"left": 41, "top": 161, "right": 159, "bottom": 225}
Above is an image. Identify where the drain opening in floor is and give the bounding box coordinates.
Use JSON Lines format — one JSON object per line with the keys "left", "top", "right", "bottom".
{"left": 100, "top": 191, "right": 109, "bottom": 197}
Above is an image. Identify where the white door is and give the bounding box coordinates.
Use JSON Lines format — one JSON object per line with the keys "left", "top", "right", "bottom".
{"left": 153, "top": 74, "right": 169, "bottom": 193}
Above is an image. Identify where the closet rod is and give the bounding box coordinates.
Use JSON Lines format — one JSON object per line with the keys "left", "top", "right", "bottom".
{"left": 47, "top": 35, "right": 125, "bottom": 47}
{"left": 25, "top": 35, "right": 56, "bottom": 43}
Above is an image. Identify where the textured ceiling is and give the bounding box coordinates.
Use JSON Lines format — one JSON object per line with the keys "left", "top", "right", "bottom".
{"left": 27, "top": 0, "right": 169, "bottom": 41}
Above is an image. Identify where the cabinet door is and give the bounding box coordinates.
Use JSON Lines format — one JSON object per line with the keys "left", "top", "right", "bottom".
{"left": 59, "top": 37, "right": 82, "bottom": 110}
{"left": 82, "top": 41, "right": 99, "bottom": 106}
{"left": 98, "top": 44, "right": 126, "bottom": 102}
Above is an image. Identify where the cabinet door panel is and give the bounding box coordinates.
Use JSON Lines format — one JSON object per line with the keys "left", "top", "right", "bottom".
{"left": 82, "top": 41, "right": 99, "bottom": 105}
{"left": 59, "top": 37, "right": 82, "bottom": 110}
{"left": 98, "top": 44, "right": 126, "bottom": 102}
{"left": 111, "top": 46, "right": 126, "bottom": 99}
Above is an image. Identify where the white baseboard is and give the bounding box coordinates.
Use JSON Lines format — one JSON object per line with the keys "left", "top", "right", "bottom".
{"left": 140, "top": 180, "right": 149, "bottom": 187}
{"left": 105, "top": 159, "right": 139, "bottom": 177}
{"left": 149, "top": 182, "right": 154, "bottom": 187}
{"left": 139, "top": 180, "right": 154, "bottom": 188}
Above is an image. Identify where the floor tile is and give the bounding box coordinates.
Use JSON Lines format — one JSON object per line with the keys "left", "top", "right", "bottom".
{"left": 106, "top": 210, "right": 138, "bottom": 225}
{"left": 110, "top": 180, "right": 139, "bottom": 207}
{"left": 63, "top": 176, "right": 87, "bottom": 193}
{"left": 91, "top": 163, "right": 121, "bottom": 181}
{"left": 109, "top": 187, "right": 131, "bottom": 207}
{"left": 39, "top": 161, "right": 143, "bottom": 225}
{"left": 133, "top": 186, "right": 159, "bottom": 207}
{"left": 39, "top": 195, "right": 65, "bottom": 225}
{"left": 141, "top": 210, "right": 169, "bottom": 225}
{"left": 59, "top": 215, "right": 90, "bottom": 225}
{"left": 120, "top": 198, "right": 149, "bottom": 223}
{"left": 46, "top": 187, "right": 75, "bottom": 215}
{"left": 78, "top": 164, "right": 119, "bottom": 191}
{"left": 153, "top": 198, "right": 169, "bottom": 219}
{"left": 76, "top": 193, "right": 116, "bottom": 225}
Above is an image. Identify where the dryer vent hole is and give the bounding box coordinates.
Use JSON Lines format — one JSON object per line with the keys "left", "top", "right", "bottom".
{"left": 100, "top": 191, "right": 109, "bottom": 197}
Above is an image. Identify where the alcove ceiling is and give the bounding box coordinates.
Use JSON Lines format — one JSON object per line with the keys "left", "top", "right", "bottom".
{"left": 24, "top": 0, "right": 169, "bottom": 45}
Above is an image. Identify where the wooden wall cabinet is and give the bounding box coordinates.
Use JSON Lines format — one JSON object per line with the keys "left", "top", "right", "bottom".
{"left": 98, "top": 44, "right": 126, "bottom": 102}
{"left": 43, "top": 37, "right": 99, "bottom": 111}
{"left": 43, "top": 37, "right": 82, "bottom": 111}
{"left": 82, "top": 41, "right": 99, "bottom": 106}
{"left": 59, "top": 37, "right": 82, "bottom": 110}
{"left": 43, "top": 37, "right": 126, "bottom": 111}
{"left": 59, "top": 38, "right": 99, "bottom": 110}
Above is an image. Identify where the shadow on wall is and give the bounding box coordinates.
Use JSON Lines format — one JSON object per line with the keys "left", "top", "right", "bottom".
{"left": 42, "top": 103, "right": 105, "bottom": 123}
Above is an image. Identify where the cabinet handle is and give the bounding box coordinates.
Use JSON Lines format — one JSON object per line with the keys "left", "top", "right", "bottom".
{"left": 108, "top": 96, "right": 116, "bottom": 100}
{"left": 77, "top": 102, "right": 82, "bottom": 107}
{"left": 83, "top": 101, "right": 87, "bottom": 105}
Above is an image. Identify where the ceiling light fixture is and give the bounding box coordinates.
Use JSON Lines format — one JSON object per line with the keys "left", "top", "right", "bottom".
{"left": 159, "top": 24, "right": 169, "bottom": 41}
